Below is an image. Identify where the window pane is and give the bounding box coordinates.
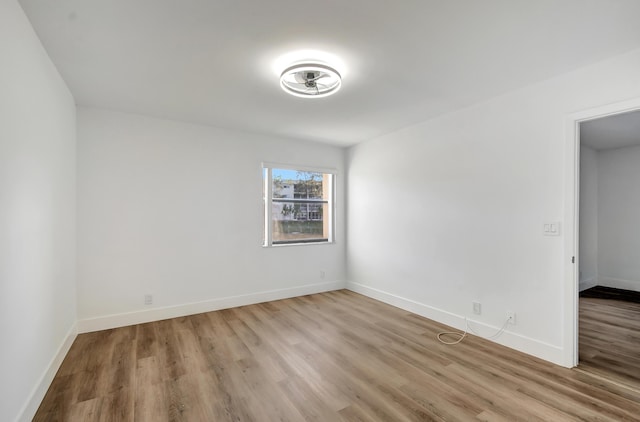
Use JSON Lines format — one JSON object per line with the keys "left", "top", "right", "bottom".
{"left": 272, "top": 202, "right": 328, "bottom": 243}
{"left": 273, "top": 170, "right": 324, "bottom": 200}
{"left": 269, "top": 169, "right": 331, "bottom": 245}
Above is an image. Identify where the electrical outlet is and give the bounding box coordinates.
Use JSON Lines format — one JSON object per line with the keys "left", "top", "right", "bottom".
{"left": 320, "top": 270, "right": 326, "bottom": 279}
{"left": 144, "top": 294, "right": 153, "bottom": 305}
{"left": 507, "top": 311, "right": 516, "bottom": 325}
{"left": 472, "top": 301, "right": 481, "bottom": 315}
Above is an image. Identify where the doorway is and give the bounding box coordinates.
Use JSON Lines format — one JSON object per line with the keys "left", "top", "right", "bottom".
{"left": 576, "top": 109, "right": 640, "bottom": 386}
{"left": 564, "top": 98, "right": 640, "bottom": 369}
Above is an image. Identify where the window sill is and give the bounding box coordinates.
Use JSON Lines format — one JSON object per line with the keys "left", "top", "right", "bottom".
{"left": 262, "top": 240, "right": 335, "bottom": 248}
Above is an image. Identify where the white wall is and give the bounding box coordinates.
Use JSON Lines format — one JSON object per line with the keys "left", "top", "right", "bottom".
{"left": 77, "top": 107, "right": 346, "bottom": 330}
{"left": 597, "top": 144, "right": 640, "bottom": 292}
{"left": 579, "top": 145, "right": 598, "bottom": 291}
{"left": 347, "top": 48, "right": 640, "bottom": 366}
{"left": 0, "top": 1, "right": 77, "bottom": 421}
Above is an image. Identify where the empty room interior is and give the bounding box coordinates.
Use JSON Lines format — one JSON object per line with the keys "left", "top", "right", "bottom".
{"left": 4, "top": 0, "right": 640, "bottom": 420}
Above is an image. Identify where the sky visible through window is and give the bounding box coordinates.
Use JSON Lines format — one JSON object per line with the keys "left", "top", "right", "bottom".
{"left": 273, "top": 169, "right": 312, "bottom": 180}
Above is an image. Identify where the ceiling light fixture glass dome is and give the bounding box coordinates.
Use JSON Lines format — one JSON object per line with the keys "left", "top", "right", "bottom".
{"left": 280, "top": 63, "right": 342, "bottom": 98}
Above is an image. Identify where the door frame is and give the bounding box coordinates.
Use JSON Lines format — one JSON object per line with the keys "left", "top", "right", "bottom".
{"left": 563, "top": 97, "right": 640, "bottom": 367}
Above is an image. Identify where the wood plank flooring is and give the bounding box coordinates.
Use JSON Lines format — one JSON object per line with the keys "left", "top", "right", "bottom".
{"left": 579, "top": 292, "right": 640, "bottom": 389}
{"left": 35, "top": 290, "right": 640, "bottom": 421}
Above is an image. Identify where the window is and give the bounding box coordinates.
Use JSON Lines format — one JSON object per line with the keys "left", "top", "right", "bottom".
{"left": 263, "top": 165, "right": 335, "bottom": 246}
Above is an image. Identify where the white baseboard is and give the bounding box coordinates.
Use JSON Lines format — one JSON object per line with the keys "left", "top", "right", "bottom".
{"left": 78, "top": 280, "right": 346, "bottom": 333}
{"left": 346, "top": 281, "right": 565, "bottom": 367}
{"left": 17, "top": 322, "right": 77, "bottom": 422}
{"left": 598, "top": 276, "right": 640, "bottom": 293}
{"left": 579, "top": 277, "right": 598, "bottom": 292}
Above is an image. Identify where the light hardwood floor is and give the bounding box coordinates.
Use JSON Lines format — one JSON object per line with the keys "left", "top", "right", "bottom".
{"left": 35, "top": 290, "right": 640, "bottom": 421}
{"left": 579, "top": 295, "right": 640, "bottom": 390}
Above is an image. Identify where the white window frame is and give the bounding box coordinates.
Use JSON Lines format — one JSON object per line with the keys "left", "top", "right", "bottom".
{"left": 262, "top": 162, "right": 336, "bottom": 247}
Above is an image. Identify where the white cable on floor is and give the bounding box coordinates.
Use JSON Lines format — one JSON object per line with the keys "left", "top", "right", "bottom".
{"left": 437, "top": 316, "right": 511, "bottom": 345}
{"left": 437, "top": 328, "right": 467, "bottom": 345}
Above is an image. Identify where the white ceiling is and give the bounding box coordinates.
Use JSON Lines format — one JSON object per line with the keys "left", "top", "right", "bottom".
{"left": 18, "top": 0, "right": 640, "bottom": 147}
{"left": 581, "top": 110, "right": 640, "bottom": 151}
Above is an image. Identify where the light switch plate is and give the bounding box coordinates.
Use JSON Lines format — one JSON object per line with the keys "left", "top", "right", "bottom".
{"left": 543, "top": 221, "right": 561, "bottom": 236}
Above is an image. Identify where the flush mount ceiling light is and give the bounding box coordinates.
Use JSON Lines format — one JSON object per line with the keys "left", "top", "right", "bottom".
{"left": 280, "top": 63, "right": 342, "bottom": 98}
